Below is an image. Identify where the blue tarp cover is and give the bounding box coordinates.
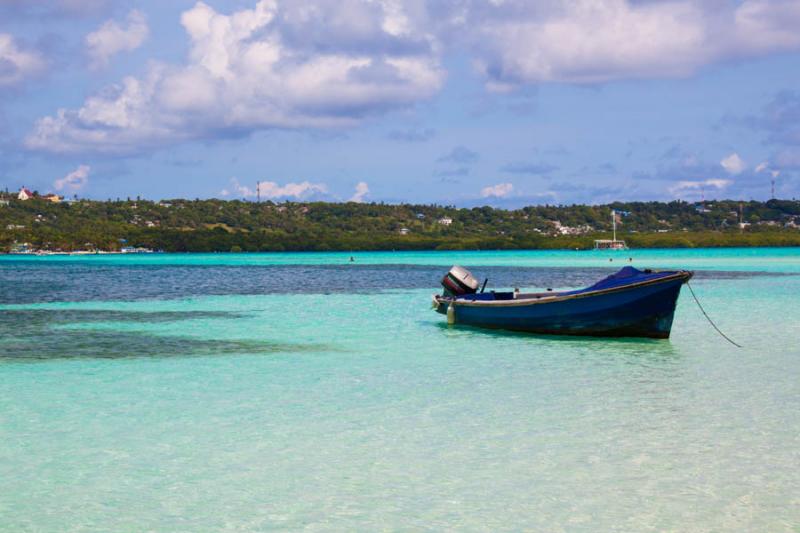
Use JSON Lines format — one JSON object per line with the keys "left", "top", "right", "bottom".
{"left": 564, "top": 267, "right": 678, "bottom": 295}
{"left": 456, "top": 267, "right": 680, "bottom": 301}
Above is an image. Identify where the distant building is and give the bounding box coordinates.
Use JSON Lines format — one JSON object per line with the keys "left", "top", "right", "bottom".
{"left": 17, "top": 187, "right": 33, "bottom": 201}
{"left": 416, "top": 213, "right": 425, "bottom": 219}
{"left": 438, "top": 217, "right": 453, "bottom": 226}
{"left": 552, "top": 220, "right": 593, "bottom": 235}
{"left": 0, "top": 199, "right": 9, "bottom": 206}
{"left": 398, "top": 227, "right": 410, "bottom": 235}
{"left": 42, "top": 194, "right": 62, "bottom": 203}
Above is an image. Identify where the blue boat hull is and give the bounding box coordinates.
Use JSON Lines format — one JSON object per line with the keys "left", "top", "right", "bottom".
{"left": 434, "top": 272, "right": 690, "bottom": 339}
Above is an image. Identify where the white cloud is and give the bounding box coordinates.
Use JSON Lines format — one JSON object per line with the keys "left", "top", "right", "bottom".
{"left": 480, "top": 182, "right": 513, "bottom": 198}
{"left": 459, "top": 0, "right": 800, "bottom": 87}
{"left": 733, "top": 0, "right": 800, "bottom": 54}
{"left": 86, "top": 10, "right": 149, "bottom": 69}
{"left": 54, "top": 164, "right": 90, "bottom": 191}
{"left": 221, "top": 177, "right": 257, "bottom": 198}
{"left": 219, "top": 178, "right": 327, "bottom": 200}
{"left": 349, "top": 181, "right": 369, "bottom": 202}
{"left": 669, "top": 178, "right": 731, "bottom": 196}
{"left": 0, "top": 33, "right": 45, "bottom": 86}
{"left": 25, "top": 0, "right": 800, "bottom": 158}
{"left": 28, "top": 0, "right": 444, "bottom": 154}
{"left": 259, "top": 180, "right": 328, "bottom": 200}
{"left": 720, "top": 153, "right": 746, "bottom": 175}
{"left": 472, "top": 0, "right": 706, "bottom": 87}
{"left": 755, "top": 161, "right": 781, "bottom": 178}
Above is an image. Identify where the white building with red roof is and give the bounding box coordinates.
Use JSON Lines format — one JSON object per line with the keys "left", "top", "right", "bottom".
{"left": 17, "top": 187, "right": 34, "bottom": 201}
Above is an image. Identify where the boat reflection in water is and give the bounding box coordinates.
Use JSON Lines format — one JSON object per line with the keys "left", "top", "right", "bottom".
{"left": 433, "top": 266, "right": 693, "bottom": 339}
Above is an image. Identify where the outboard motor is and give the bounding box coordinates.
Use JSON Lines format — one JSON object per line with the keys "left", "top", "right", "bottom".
{"left": 441, "top": 265, "right": 480, "bottom": 297}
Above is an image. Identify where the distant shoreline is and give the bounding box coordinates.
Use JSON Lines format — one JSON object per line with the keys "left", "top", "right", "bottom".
{"left": 3, "top": 238, "right": 800, "bottom": 257}
{"left": 2, "top": 196, "right": 800, "bottom": 253}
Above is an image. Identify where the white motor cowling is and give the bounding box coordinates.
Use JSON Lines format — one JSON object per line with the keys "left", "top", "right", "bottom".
{"left": 441, "top": 265, "right": 480, "bottom": 297}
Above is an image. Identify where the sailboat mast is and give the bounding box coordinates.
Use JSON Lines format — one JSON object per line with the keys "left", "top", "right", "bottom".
{"left": 612, "top": 209, "right": 616, "bottom": 242}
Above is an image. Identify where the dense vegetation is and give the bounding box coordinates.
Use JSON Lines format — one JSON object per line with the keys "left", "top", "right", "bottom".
{"left": 2, "top": 192, "right": 800, "bottom": 252}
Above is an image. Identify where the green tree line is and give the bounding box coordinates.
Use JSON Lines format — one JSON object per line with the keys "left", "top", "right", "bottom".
{"left": 1, "top": 193, "right": 799, "bottom": 252}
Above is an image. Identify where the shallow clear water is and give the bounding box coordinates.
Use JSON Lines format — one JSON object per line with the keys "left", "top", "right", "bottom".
{"left": 1, "top": 249, "right": 799, "bottom": 531}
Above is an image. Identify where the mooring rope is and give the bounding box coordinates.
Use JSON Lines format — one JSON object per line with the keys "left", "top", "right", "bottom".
{"left": 686, "top": 282, "right": 742, "bottom": 348}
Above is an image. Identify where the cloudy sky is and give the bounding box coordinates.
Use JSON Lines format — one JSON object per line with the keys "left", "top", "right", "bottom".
{"left": 1, "top": 0, "right": 799, "bottom": 205}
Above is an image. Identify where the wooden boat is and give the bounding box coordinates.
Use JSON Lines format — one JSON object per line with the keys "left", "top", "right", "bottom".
{"left": 433, "top": 266, "right": 693, "bottom": 339}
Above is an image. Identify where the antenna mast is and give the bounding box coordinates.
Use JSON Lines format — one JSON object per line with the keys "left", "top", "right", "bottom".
{"left": 257, "top": 181, "right": 261, "bottom": 203}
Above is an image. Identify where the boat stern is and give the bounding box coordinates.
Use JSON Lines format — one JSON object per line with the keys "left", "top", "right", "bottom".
{"left": 432, "top": 294, "right": 449, "bottom": 315}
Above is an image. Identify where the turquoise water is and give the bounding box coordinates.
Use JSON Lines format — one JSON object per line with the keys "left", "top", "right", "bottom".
{"left": 1, "top": 249, "right": 799, "bottom": 531}
{"left": 5, "top": 247, "right": 800, "bottom": 272}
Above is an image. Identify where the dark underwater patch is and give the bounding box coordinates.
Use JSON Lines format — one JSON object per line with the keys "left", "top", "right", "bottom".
{"left": 0, "top": 309, "right": 328, "bottom": 361}
{"left": 0, "top": 309, "right": 245, "bottom": 328}
{"left": 0, "top": 330, "right": 329, "bottom": 361}
{"left": 0, "top": 263, "right": 791, "bottom": 305}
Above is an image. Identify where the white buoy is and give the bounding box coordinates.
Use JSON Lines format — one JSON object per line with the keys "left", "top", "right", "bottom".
{"left": 447, "top": 302, "right": 456, "bottom": 325}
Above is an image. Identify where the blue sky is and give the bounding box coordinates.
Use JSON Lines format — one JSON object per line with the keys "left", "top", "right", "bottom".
{"left": 1, "top": 0, "right": 799, "bottom": 206}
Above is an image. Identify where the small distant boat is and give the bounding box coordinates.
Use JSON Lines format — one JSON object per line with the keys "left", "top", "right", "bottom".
{"left": 433, "top": 265, "right": 693, "bottom": 339}
{"left": 120, "top": 246, "right": 155, "bottom": 254}
{"left": 593, "top": 239, "right": 628, "bottom": 251}
{"left": 594, "top": 209, "right": 628, "bottom": 250}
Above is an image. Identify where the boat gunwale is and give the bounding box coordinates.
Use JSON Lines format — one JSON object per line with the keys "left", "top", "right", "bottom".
{"left": 435, "top": 270, "right": 693, "bottom": 308}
